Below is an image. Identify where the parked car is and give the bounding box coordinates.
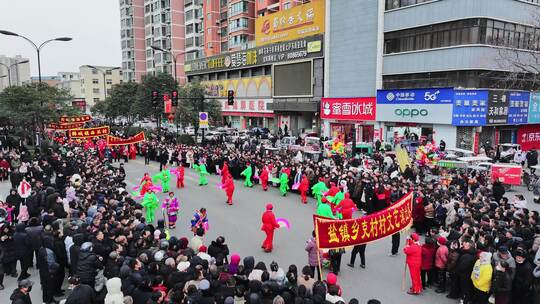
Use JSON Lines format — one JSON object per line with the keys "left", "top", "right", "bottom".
{"left": 497, "top": 143, "right": 521, "bottom": 163}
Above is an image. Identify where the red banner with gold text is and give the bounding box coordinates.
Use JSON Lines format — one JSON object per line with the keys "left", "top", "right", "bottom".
{"left": 60, "top": 115, "right": 92, "bottom": 124}
{"left": 314, "top": 192, "right": 413, "bottom": 249}
{"left": 47, "top": 122, "right": 84, "bottom": 130}
{"left": 68, "top": 126, "right": 110, "bottom": 138}
{"left": 106, "top": 132, "right": 146, "bottom": 146}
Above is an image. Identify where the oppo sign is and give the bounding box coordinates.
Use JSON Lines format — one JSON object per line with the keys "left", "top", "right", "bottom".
{"left": 394, "top": 108, "right": 428, "bottom": 117}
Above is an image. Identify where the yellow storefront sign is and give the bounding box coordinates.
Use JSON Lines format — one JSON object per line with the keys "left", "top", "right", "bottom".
{"left": 255, "top": 0, "right": 325, "bottom": 46}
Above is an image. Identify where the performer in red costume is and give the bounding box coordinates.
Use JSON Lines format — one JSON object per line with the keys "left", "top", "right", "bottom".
{"left": 223, "top": 173, "right": 235, "bottom": 205}
{"left": 175, "top": 165, "right": 185, "bottom": 188}
{"left": 337, "top": 193, "right": 356, "bottom": 219}
{"left": 260, "top": 165, "right": 269, "bottom": 191}
{"left": 221, "top": 161, "right": 229, "bottom": 185}
{"left": 298, "top": 174, "right": 310, "bottom": 204}
{"left": 404, "top": 233, "right": 422, "bottom": 295}
{"left": 140, "top": 173, "right": 153, "bottom": 196}
{"left": 129, "top": 144, "right": 137, "bottom": 160}
{"left": 261, "top": 203, "right": 280, "bottom": 253}
{"left": 325, "top": 182, "right": 339, "bottom": 198}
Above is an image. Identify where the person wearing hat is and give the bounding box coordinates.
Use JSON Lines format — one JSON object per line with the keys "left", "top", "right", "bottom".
{"left": 9, "top": 279, "right": 33, "bottom": 304}
{"left": 512, "top": 249, "right": 534, "bottom": 304}
{"left": 316, "top": 197, "right": 335, "bottom": 219}
{"left": 261, "top": 204, "right": 280, "bottom": 253}
{"left": 492, "top": 246, "right": 516, "bottom": 279}
{"left": 470, "top": 251, "right": 493, "bottom": 303}
{"left": 64, "top": 276, "right": 96, "bottom": 304}
{"left": 403, "top": 233, "right": 422, "bottom": 295}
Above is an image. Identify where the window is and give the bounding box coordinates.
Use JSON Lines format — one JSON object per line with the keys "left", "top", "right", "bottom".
{"left": 93, "top": 88, "right": 100, "bottom": 94}
{"left": 105, "top": 70, "right": 112, "bottom": 75}
{"left": 93, "top": 98, "right": 100, "bottom": 103}
{"left": 229, "top": 18, "right": 249, "bottom": 32}
{"left": 92, "top": 69, "right": 98, "bottom": 75}
{"left": 92, "top": 78, "right": 99, "bottom": 84}
{"left": 186, "top": 24, "right": 194, "bottom": 34}
{"left": 106, "top": 79, "right": 113, "bottom": 85}
{"left": 229, "top": 1, "right": 248, "bottom": 16}
{"left": 186, "top": 10, "right": 193, "bottom": 20}
{"left": 385, "top": 0, "right": 435, "bottom": 10}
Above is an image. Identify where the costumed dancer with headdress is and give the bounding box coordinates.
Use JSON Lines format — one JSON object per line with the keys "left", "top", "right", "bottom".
{"left": 174, "top": 165, "right": 185, "bottom": 188}
{"left": 194, "top": 163, "right": 209, "bottom": 186}
{"left": 299, "top": 174, "right": 310, "bottom": 204}
{"left": 316, "top": 197, "right": 335, "bottom": 219}
{"left": 222, "top": 173, "right": 235, "bottom": 205}
{"left": 162, "top": 192, "right": 180, "bottom": 228}
{"left": 311, "top": 178, "right": 329, "bottom": 205}
{"left": 260, "top": 165, "right": 269, "bottom": 191}
{"left": 261, "top": 203, "right": 280, "bottom": 253}
{"left": 221, "top": 161, "right": 229, "bottom": 185}
{"left": 190, "top": 208, "right": 209, "bottom": 234}
{"left": 240, "top": 163, "right": 253, "bottom": 187}
{"left": 141, "top": 189, "right": 159, "bottom": 223}
{"left": 138, "top": 173, "right": 153, "bottom": 196}
{"left": 153, "top": 167, "right": 171, "bottom": 193}
{"left": 279, "top": 170, "right": 289, "bottom": 196}
{"left": 336, "top": 192, "right": 356, "bottom": 220}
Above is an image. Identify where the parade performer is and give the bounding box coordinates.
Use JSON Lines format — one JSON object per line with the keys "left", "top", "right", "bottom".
{"left": 299, "top": 174, "right": 310, "bottom": 204}
{"left": 261, "top": 204, "right": 280, "bottom": 253}
{"left": 221, "top": 161, "right": 229, "bottom": 185}
{"left": 327, "top": 188, "right": 345, "bottom": 214}
{"left": 190, "top": 208, "right": 209, "bottom": 234}
{"left": 173, "top": 166, "right": 185, "bottom": 188}
{"left": 141, "top": 189, "right": 159, "bottom": 223}
{"left": 279, "top": 170, "right": 289, "bottom": 196}
{"left": 194, "top": 163, "right": 209, "bottom": 186}
{"left": 325, "top": 182, "right": 340, "bottom": 198}
{"left": 153, "top": 168, "right": 171, "bottom": 193}
{"left": 223, "top": 173, "right": 235, "bottom": 205}
{"left": 337, "top": 192, "right": 356, "bottom": 220}
{"left": 316, "top": 197, "right": 335, "bottom": 219}
{"left": 312, "top": 178, "right": 329, "bottom": 205}
{"left": 162, "top": 192, "right": 180, "bottom": 228}
{"left": 139, "top": 173, "right": 153, "bottom": 196}
{"left": 404, "top": 233, "right": 422, "bottom": 295}
{"left": 240, "top": 163, "right": 253, "bottom": 187}
{"left": 260, "top": 165, "right": 269, "bottom": 191}
{"left": 129, "top": 144, "right": 137, "bottom": 160}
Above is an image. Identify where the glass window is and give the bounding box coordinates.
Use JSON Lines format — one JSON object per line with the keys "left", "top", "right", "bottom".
{"left": 92, "top": 78, "right": 99, "bottom": 84}
{"left": 93, "top": 88, "right": 100, "bottom": 94}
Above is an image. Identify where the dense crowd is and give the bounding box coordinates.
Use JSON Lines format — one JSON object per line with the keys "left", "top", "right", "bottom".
{"left": 0, "top": 130, "right": 540, "bottom": 304}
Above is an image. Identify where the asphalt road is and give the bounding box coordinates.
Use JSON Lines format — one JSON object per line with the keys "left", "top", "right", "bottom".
{"left": 1, "top": 157, "right": 539, "bottom": 304}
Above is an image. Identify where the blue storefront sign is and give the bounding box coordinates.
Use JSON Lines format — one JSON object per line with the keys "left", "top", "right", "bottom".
{"left": 529, "top": 92, "right": 540, "bottom": 123}
{"left": 452, "top": 90, "right": 488, "bottom": 126}
{"left": 508, "top": 91, "right": 529, "bottom": 124}
{"left": 377, "top": 88, "right": 454, "bottom": 104}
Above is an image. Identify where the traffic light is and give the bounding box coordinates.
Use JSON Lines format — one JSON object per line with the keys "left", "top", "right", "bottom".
{"left": 172, "top": 90, "right": 178, "bottom": 106}
{"left": 227, "top": 90, "right": 235, "bottom": 106}
{"left": 151, "top": 91, "right": 159, "bottom": 107}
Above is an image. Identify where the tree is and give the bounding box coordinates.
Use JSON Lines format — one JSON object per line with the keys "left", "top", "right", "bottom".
{"left": 174, "top": 82, "right": 222, "bottom": 132}
{"left": 91, "top": 82, "right": 140, "bottom": 123}
{"left": 132, "top": 73, "right": 178, "bottom": 120}
{"left": 0, "top": 83, "right": 77, "bottom": 143}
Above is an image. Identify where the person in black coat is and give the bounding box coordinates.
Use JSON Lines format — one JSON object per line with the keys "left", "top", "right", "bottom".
{"left": 513, "top": 250, "right": 534, "bottom": 304}
{"left": 208, "top": 236, "right": 230, "bottom": 265}
{"left": 76, "top": 242, "right": 102, "bottom": 289}
{"left": 69, "top": 233, "right": 84, "bottom": 277}
{"left": 132, "top": 278, "right": 154, "bottom": 304}
{"left": 492, "top": 180, "right": 506, "bottom": 203}
{"left": 13, "top": 223, "right": 32, "bottom": 281}
{"left": 64, "top": 276, "right": 95, "bottom": 304}
{"left": 492, "top": 261, "right": 513, "bottom": 304}
{"left": 1, "top": 224, "right": 17, "bottom": 278}
{"left": 37, "top": 236, "right": 60, "bottom": 304}
{"left": 9, "top": 279, "right": 33, "bottom": 304}
{"left": 454, "top": 240, "right": 476, "bottom": 303}
{"left": 6, "top": 189, "right": 21, "bottom": 219}
{"left": 25, "top": 218, "right": 43, "bottom": 267}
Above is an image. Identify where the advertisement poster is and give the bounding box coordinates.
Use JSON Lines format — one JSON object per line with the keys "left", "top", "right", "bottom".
{"left": 321, "top": 97, "right": 376, "bottom": 121}
{"left": 517, "top": 124, "right": 540, "bottom": 151}
{"left": 507, "top": 91, "right": 529, "bottom": 125}
{"left": 452, "top": 90, "right": 488, "bottom": 126}
{"left": 491, "top": 164, "right": 522, "bottom": 185}
{"left": 528, "top": 92, "right": 540, "bottom": 124}
{"left": 487, "top": 91, "right": 509, "bottom": 125}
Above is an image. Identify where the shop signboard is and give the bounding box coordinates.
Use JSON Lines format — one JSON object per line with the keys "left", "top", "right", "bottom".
{"left": 507, "top": 91, "right": 529, "bottom": 125}
{"left": 255, "top": 0, "right": 325, "bottom": 46}
{"left": 221, "top": 98, "right": 273, "bottom": 116}
{"left": 528, "top": 92, "right": 540, "bottom": 124}
{"left": 487, "top": 91, "right": 509, "bottom": 125}
{"left": 376, "top": 88, "right": 454, "bottom": 124}
{"left": 320, "top": 97, "right": 376, "bottom": 121}
{"left": 517, "top": 124, "right": 540, "bottom": 151}
{"left": 185, "top": 35, "right": 323, "bottom": 74}
{"left": 451, "top": 90, "right": 488, "bottom": 126}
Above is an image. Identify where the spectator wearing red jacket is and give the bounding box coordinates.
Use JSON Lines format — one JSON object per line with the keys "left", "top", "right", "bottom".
{"left": 404, "top": 233, "right": 422, "bottom": 295}
{"left": 421, "top": 237, "right": 437, "bottom": 289}
{"left": 434, "top": 236, "right": 449, "bottom": 293}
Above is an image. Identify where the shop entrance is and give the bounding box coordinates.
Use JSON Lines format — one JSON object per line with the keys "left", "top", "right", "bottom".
{"left": 386, "top": 125, "right": 434, "bottom": 146}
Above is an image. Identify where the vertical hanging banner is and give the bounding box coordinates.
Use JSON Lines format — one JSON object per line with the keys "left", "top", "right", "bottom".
{"left": 68, "top": 126, "right": 110, "bottom": 138}
{"left": 314, "top": 192, "right": 413, "bottom": 249}
{"left": 60, "top": 115, "right": 93, "bottom": 124}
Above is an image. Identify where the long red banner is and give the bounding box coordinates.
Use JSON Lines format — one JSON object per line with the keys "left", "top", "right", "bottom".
{"left": 314, "top": 192, "right": 413, "bottom": 249}
{"left": 68, "top": 126, "right": 110, "bottom": 138}
{"left": 47, "top": 122, "right": 84, "bottom": 130}
{"left": 106, "top": 132, "right": 146, "bottom": 146}
{"left": 60, "top": 115, "right": 92, "bottom": 124}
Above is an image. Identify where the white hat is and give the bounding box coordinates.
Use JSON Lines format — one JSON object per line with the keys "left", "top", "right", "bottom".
{"left": 177, "top": 261, "right": 190, "bottom": 271}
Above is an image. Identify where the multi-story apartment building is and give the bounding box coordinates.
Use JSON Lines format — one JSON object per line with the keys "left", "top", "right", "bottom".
{"left": 120, "top": 0, "right": 186, "bottom": 84}
{"left": 79, "top": 65, "right": 123, "bottom": 112}
{"left": 57, "top": 72, "right": 86, "bottom": 112}
{"left": 184, "top": 0, "right": 204, "bottom": 61}
{"left": 0, "top": 55, "right": 31, "bottom": 92}
{"left": 255, "top": 0, "right": 310, "bottom": 16}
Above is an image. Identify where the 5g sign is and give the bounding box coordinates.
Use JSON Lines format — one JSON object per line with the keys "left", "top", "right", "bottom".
{"left": 424, "top": 90, "right": 440, "bottom": 101}
{"left": 394, "top": 108, "right": 428, "bottom": 117}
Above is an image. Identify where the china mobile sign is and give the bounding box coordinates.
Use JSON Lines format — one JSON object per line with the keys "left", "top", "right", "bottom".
{"left": 320, "top": 98, "right": 376, "bottom": 121}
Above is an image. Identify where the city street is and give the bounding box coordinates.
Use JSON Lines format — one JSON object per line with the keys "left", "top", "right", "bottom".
{"left": 0, "top": 157, "right": 538, "bottom": 304}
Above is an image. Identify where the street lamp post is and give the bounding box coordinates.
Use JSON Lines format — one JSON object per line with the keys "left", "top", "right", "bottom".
{"left": 150, "top": 45, "right": 188, "bottom": 83}
{"left": 0, "top": 60, "right": 29, "bottom": 87}
{"left": 0, "top": 30, "right": 72, "bottom": 85}
{"left": 84, "top": 65, "right": 121, "bottom": 99}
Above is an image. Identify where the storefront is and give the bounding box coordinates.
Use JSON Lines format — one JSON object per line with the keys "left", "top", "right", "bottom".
{"left": 376, "top": 88, "right": 456, "bottom": 147}
{"left": 320, "top": 97, "right": 376, "bottom": 142}
{"left": 220, "top": 98, "right": 274, "bottom": 129}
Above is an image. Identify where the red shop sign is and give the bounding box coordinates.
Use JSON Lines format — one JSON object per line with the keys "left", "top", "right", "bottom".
{"left": 518, "top": 124, "right": 540, "bottom": 151}
{"left": 491, "top": 164, "right": 522, "bottom": 185}
{"left": 321, "top": 97, "right": 376, "bottom": 121}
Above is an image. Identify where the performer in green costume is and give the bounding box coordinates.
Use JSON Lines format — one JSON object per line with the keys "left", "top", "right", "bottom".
{"left": 240, "top": 164, "right": 253, "bottom": 187}
{"left": 141, "top": 190, "right": 159, "bottom": 222}
{"left": 153, "top": 169, "right": 171, "bottom": 193}
{"left": 194, "top": 163, "right": 209, "bottom": 186}
{"left": 311, "top": 178, "right": 329, "bottom": 205}
{"left": 316, "top": 197, "right": 335, "bottom": 219}
{"left": 327, "top": 189, "right": 344, "bottom": 206}
{"left": 279, "top": 172, "right": 289, "bottom": 196}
